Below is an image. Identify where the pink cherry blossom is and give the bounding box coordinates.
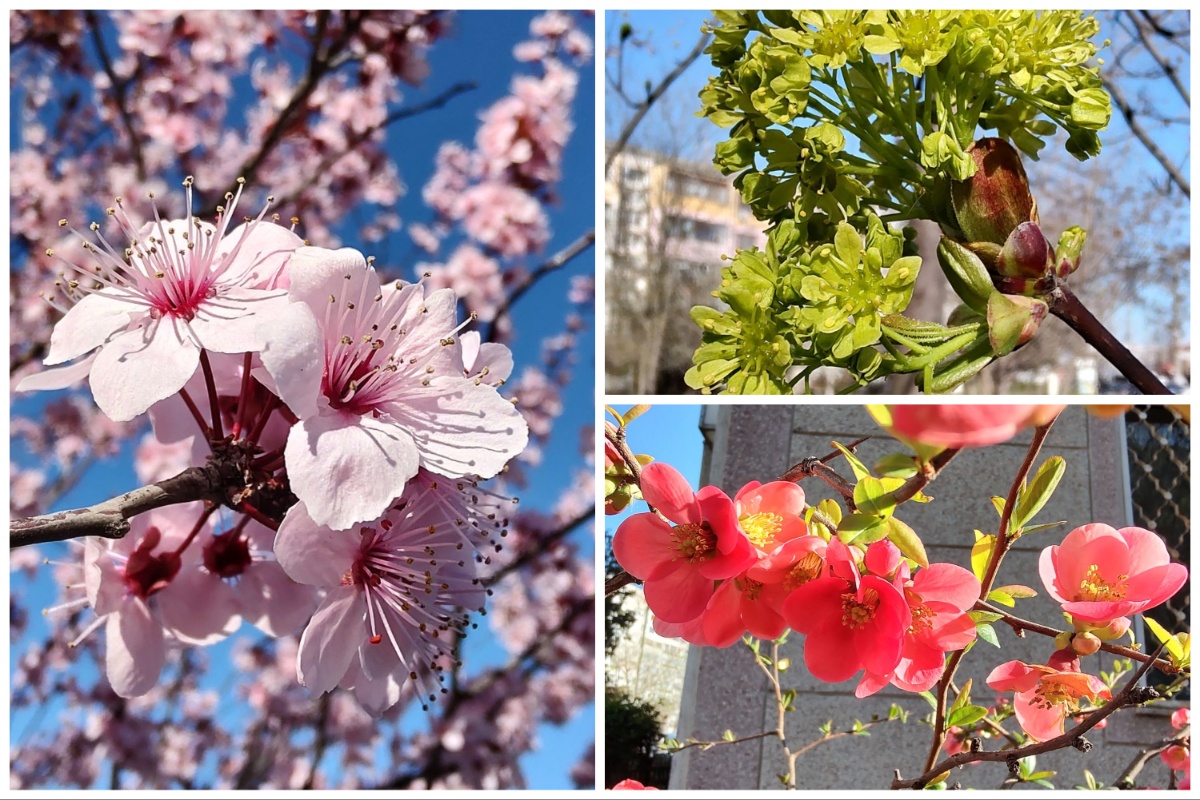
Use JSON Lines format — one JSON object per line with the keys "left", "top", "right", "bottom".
{"left": 780, "top": 539, "right": 909, "bottom": 684}
{"left": 879, "top": 404, "right": 1065, "bottom": 449}
{"left": 611, "top": 463, "right": 755, "bottom": 624}
{"left": 986, "top": 649, "right": 1111, "bottom": 742}
{"left": 1039, "top": 523, "right": 1189, "bottom": 623}
{"left": 856, "top": 561, "right": 981, "bottom": 697}
{"left": 274, "top": 473, "right": 493, "bottom": 712}
{"left": 18, "top": 178, "right": 303, "bottom": 421}
{"left": 260, "top": 245, "right": 528, "bottom": 530}
{"left": 82, "top": 504, "right": 239, "bottom": 696}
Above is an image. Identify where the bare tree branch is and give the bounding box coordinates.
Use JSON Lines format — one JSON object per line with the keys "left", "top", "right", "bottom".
{"left": 605, "top": 29, "right": 711, "bottom": 174}
{"left": 484, "top": 229, "right": 595, "bottom": 343}
{"left": 1101, "top": 73, "right": 1190, "bottom": 198}
{"left": 10, "top": 462, "right": 237, "bottom": 548}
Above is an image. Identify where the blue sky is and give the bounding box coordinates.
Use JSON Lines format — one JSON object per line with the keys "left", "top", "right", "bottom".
{"left": 604, "top": 10, "right": 1190, "bottom": 346}
{"left": 10, "top": 10, "right": 594, "bottom": 789}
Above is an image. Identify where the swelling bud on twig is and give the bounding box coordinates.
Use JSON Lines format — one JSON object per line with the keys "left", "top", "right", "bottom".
{"left": 1054, "top": 226, "right": 1086, "bottom": 279}
{"left": 951, "top": 138, "right": 1037, "bottom": 245}
{"left": 937, "top": 238, "right": 996, "bottom": 315}
{"left": 987, "top": 293, "right": 1047, "bottom": 356}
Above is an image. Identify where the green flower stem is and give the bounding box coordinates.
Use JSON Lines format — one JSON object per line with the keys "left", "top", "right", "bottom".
{"left": 889, "top": 328, "right": 983, "bottom": 372}
{"left": 851, "top": 58, "right": 923, "bottom": 156}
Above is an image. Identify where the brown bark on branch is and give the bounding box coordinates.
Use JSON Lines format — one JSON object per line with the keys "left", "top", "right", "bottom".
{"left": 895, "top": 644, "right": 1169, "bottom": 789}
{"left": 10, "top": 462, "right": 238, "bottom": 549}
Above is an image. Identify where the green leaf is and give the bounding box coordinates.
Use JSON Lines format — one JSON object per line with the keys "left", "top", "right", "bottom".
{"left": 1027, "top": 770, "right": 1057, "bottom": 781}
{"left": 993, "top": 584, "right": 1037, "bottom": 599}
{"left": 832, "top": 441, "right": 871, "bottom": 480}
{"left": 885, "top": 516, "right": 929, "bottom": 568}
{"left": 971, "top": 532, "right": 995, "bottom": 581}
{"left": 854, "top": 476, "right": 896, "bottom": 517}
{"left": 622, "top": 404, "right": 652, "bottom": 425}
{"left": 987, "top": 590, "right": 1014, "bottom": 607}
{"left": 1143, "top": 616, "right": 1185, "bottom": 660}
{"left": 1011, "top": 456, "right": 1065, "bottom": 531}
{"left": 874, "top": 453, "right": 918, "bottom": 479}
{"left": 950, "top": 678, "right": 972, "bottom": 713}
{"left": 975, "top": 623, "right": 1000, "bottom": 648}
{"left": 917, "top": 690, "right": 938, "bottom": 710}
{"left": 946, "top": 704, "right": 989, "bottom": 728}
{"left": 723, "top": 728, "right": 736, "bottom": 742}
{"left": 990, "top": 496, "right": 1007, "bottom": 517}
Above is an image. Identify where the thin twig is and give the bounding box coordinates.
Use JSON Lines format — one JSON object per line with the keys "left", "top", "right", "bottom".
{"left": 605, "top": 29, "right": 711, "bottom": 174}
{"left": 977, "top": 600, "right": 1181, "bottom": 674}
{"left": 484, "top": 229, "right": 595, "bottom": 344}
{"left": 85, "top": 11, "right": 146, "bottom": 181}
{"left": 896, "top": 643, "right": 1169, "bottom": 789}
{"left": 891, "top": 446, "right": 961, "bottom": 504}
{"left": 1100, "top": 73, "right": 1190, "bottom": 198}
{"left": 1114, "top": 725, "right": 1190, "bottom": 788}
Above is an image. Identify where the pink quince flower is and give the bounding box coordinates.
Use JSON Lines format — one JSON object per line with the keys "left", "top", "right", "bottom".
{"left": 877, "top": 404, "right": 1064, "bottom": 449}
{"left": 612, "top": 779, "right": 658, "bottom": 790}
{"left": 652, "top": 613, "right": 709, "bottom": 646}
{"left": 1172, "top": 708, "right": 1191, "bottom": 730}
{"left": 1039, "top": 524, "right": 1188, "bottom": 623}
{"left": 780, "top": 539, "right": 909, "bottom": 683}
{"left": 986, "top": 649, "right": 1111, "bottom": 742}
{"left": 19, "top": 178, "right": 303, "bottom": 421}
{"left": 273, "top": 473, "right": 489, "bottom": 712}
{"left": 699, "top": 481, "right": 812, "bottom": 646}
{"left": 260, "top": 245, "right": 528, "bottom": 530}
{"left": 857, "top": 560, "right": 981, "bottom": 697}
{"left": 611, "top": 463, "right": 755, "bottom": 624}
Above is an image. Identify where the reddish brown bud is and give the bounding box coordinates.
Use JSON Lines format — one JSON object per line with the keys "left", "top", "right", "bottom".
{"left": 951, "top": 138, "right": 1038, "bottom": 245}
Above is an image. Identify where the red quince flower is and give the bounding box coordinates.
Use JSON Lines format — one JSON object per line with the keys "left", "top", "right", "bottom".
{"left": 986, "top": 649, "right": 1110, "bottom": 742}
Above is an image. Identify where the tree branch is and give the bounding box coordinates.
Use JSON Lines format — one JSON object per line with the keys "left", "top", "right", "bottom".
{"left": 1114, "top": 724, "right": 1190, "bottom": 788}
{"left": 605, "top": 29, "right": 711, "bottom": 174}
{"left": 1048, "top": 282, "right": 1172, "bottom": 394}
{"left": 85, "top": 10, "right": 146, "bottom": 182}
{"left": 484, "top": 229, "right": 596, "bottom": 344}
{"left": 895, "top": 644, "right": 1169, "bottom": 789}
{"left": 10, "top": 462, "right": 238, "bottom": 548}
{"left": 1101, "top": 73, "right": 1190, "bottom": 197}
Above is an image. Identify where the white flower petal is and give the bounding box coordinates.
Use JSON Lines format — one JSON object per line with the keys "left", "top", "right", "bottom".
{"left": 105, "top": 599, "right": 166, "bottom": 698}
{"left": 255, "top": 301, "right": 323, "bottom": 419}
{"left": 284, "top": 411, "right": 420, "bottom": 530}
{"left": 90, "top": 319, "right": 200, "bottom": 422}
{"left": 297, "top": 586, "right": 363, "bottom": 694}
{"left": 274, "top": 501, "right": 360, "bottom": 586}
{"left": 189, "top": 287, "right": 289, "bottom": 353}
{"left": 15, "top": 354, "right": 97, "bottom": 392}
{"left": 45, "top": 290, "right": 134, "bottom": 365}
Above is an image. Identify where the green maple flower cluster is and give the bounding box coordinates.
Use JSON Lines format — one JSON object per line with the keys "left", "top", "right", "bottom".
{"left": 689, "top": 9, "right": 1111, "bottom": 394}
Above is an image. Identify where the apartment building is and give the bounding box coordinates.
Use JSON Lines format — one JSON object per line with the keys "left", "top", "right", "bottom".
{"left": 605, "top": 148, "right": 766, "bottom": 394}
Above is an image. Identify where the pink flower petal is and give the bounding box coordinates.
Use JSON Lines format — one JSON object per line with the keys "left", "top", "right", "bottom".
{"left": 611, "top": 513, "right": 681, "bottom": 582}
{"left": 1118, "top": 526, "right": 1172, "bottom": 575}
{"left": 643, "top": 565, "right": 714, "bottom": 624}
{"left": 255, "top": 301, "right": 325, "bottom": 419}
{"left": 106, "top": 599, "right": 166, "bottom": 698}
{"left": 90, "top": 319, "right": 201, "bottom": 421}
{"left": 157, "top": 566, "right": 241, "bottom": 645}
{"left": 188, "top": 288, "right": 290, "bottom": 353}
{"left": 15, "top": 354, "right": 96, "bottom": 392}
{"left": 986, "top": 660, "right": 1042, "bottom": 693}
{"left": 285, "top": 410, "right": 420, "bottom": 530}
{"left": 912, "top": 562, "right": 981, "bottom": 610}
{"left": 297, "top": 585, "right": 364, "bottom": 694}
{"left": 234, "top": 562, "right": 319, "bottom": 637}
{"left": 781, "top": 577, "right": 845, "bottom": 635}
{"left": 274, "top": 502, "right": 361, "bottom": 585}
{"left": 639, "top": 462, "right": 700, "bottom": 525}
{"left": 1014, "top": 688, "right": 1066, "bottom": 742}
{"left": 700, "top": 580, "right": 745, "bottom": 648}
{"left": 216, "top": 221, "right": 305, "bottom": 287}
{"left": 803, "top": 615, "right": 862, "bottom": 683}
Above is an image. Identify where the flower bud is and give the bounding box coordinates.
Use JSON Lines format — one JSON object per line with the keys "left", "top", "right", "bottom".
{"left": 937, "top": 238, "right": 996, "bottom": 315}
{"left": 1054, "top": 226, "right": 1086, "bottom": 279}
{"left": 987, "top": 293, "right": 1048, "bottom": 356}
{"left": 1071, "top": 631, "right": 1102, "bottom": 656}
{"left": 951, "top": 138, "right": 1037, "bottom": 245}
{"left": 997, "top": 221, "right": 1054, "bottom": 280}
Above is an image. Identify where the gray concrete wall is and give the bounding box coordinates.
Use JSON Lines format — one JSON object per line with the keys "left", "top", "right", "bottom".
{"left": 670, "top": 406, "right": 1185, "bottom": 791}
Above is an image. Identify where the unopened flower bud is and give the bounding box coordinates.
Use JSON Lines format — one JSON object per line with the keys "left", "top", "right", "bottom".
{"left": 987, "top": 293, "right": 1048, "bottom": 356}
{"left": 1054, "top": 226, "right": 1087, "bottom": 278}
{"left": 1071, "top": 631, "right": 1102, "bottom": 656}
{"left": 997, "top": 221, "right": 1054, "bottom": 280}
{"left": 951, "top": 138, "right": 1038, "bottom": 245}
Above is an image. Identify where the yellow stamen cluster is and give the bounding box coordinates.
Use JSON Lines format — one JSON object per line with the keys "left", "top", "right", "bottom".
{"left": 671, "top": 522, "right": 716, "bottom": 563}
{"left": 784, "top": 551, "right": 824, "bottom": 591}
{"left": 734, "top": 576, "right": 765, "bottom": 601}
{"left": 1074, "top": 564, "right": 1128, "bottom": 603}
{"left": 841, "top": 586, "right": 880, "bottom": 630}
{"left": 908, "top": 602, "right": 935, "bottom": 635}
{"left": 740, "top": 512, "right": 783, "bottom": 549}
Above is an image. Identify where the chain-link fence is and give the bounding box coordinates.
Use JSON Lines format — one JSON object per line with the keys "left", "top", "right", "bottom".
{"left": 1124, "top": 405, "right": 1190, "bottom": 694}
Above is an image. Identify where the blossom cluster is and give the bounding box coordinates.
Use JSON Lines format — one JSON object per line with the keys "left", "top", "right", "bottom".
{"left": 20, "top": 176, "right": 529, "bottom": 715}
{"left": 613, "top": 463, "right": 979, "bottom": 698}
{"left": 610, "top": 404, "right": 1189, "bottom": 748}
